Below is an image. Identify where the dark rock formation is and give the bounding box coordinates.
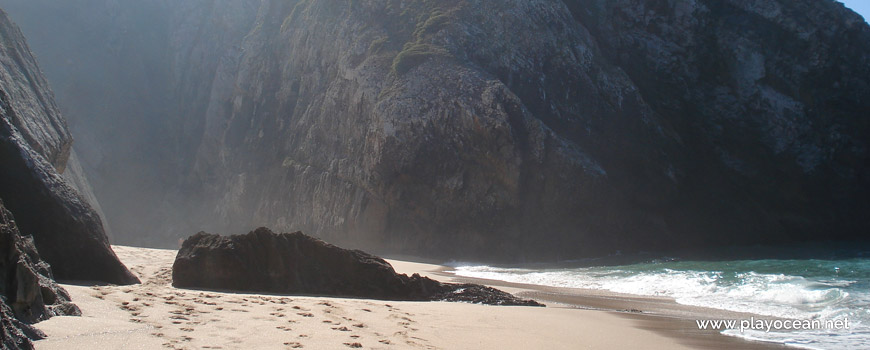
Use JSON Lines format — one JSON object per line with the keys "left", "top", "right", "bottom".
{"left": 0, "top": 199, "right": 80, "bottom": 349}
{"left": 0, "top": 301, "right": 39, "bottom": 350}
{"left": 0, "top": 8, "right": 138, "bottom": 284}
{"left": 173, "top": 228, "right": 541, "bottom": 306}
{"left": 0, "top": 199, "right": 80, "bottom": 322}
{"left": 3, "top": 0, "right": 869, "bottom": 260}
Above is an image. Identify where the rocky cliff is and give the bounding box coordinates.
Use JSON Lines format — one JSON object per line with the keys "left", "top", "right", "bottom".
{"left": 0, "top": 8, "right": 138, "bottom": 283}
{"left": 3, "top": 0, "right": 868, "bottom": 261}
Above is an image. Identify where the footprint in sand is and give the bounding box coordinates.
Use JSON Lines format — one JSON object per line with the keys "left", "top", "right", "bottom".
{"left": 284, "top": 342, "right": 303, "bottom": 348}
{"left": 194, "top": 298, "right": 217, "bottom": 306}
{"left": 343, "top": 342, "right": 362, "bottom": 348}
{"left": 297, "top": 312, "right": 314, "bottom": 317}
{"left": 332, "top": 326, "right": 351, "bottom": 332}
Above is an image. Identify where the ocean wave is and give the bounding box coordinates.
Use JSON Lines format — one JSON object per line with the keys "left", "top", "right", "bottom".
{"left": 451, "top": 259, "right": 870, "bottom": 349}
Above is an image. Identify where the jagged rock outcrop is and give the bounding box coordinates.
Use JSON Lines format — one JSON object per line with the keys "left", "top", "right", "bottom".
{"left": 0, "top": 199, "right": 80, "bottom": 323}
{"left": 0, "top": 199, "right": 80, "bottom": 349}
{"left": 3, "top": 0, "right": 869, "bottom": 260}
{"left": 173, "top": 228, "right": 542, "bottom": 306}
{"left": 0, "top": 301, "right": 38, "bottom": 350}
{"left": 0, "top": 8, "right": 138, "bottom": 284}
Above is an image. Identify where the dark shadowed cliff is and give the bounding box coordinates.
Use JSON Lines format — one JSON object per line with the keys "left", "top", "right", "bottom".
{"left": 0, "top": 8, "right": 138, "bottom": 283}
{"left": 2, "top": 0, "right": 868, "bottom": 261}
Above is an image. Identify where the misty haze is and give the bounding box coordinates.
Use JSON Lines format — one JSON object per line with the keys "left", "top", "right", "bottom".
{"left": 0, "top": 1, "right": 868, "bottom": 349}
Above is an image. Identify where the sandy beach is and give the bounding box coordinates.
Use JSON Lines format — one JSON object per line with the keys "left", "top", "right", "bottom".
{"left": 31, "top": 246, "right": 787, "bottom": 349}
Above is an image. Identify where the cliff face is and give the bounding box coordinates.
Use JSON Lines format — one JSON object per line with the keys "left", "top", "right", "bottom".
{"left": 0, "top": 8, "right": 138, "bottom": 283}
{"left": 0, "top": 5, "right": 108, "bottom": 235}
{"left": 3, "top": 0, "right": 868, "bottom": 260}
{"left": 563, "top": 0, "right": 870, "bottom": 246}
{"left": 183, "top": 0, "right": 687, "bottom": 258}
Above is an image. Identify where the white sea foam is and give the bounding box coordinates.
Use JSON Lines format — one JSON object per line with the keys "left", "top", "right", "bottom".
{"left": 451, "top": 262, "right": 870, "bottom": 350}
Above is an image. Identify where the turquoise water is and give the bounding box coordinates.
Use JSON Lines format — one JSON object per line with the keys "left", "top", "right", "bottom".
{"left": 451, "top": 258, "right": 870, "bottom": 349}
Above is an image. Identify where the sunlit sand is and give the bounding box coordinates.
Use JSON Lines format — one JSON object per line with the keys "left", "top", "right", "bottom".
{"left": 33, "top": 246, "right": 698, "bottom": 350}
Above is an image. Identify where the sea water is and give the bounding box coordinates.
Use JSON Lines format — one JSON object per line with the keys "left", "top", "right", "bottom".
{"left": 450, "top": 258, "right": 870, "bottom": 349}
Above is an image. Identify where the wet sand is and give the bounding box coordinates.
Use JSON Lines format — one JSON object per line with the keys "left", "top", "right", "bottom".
{"left": 396, "top": 263, "right": 791, "bottom": 350}
{"left": 32, "top": 246, "right": 787, "bottom": 349}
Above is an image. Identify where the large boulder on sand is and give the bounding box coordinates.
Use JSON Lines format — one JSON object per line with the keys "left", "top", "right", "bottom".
{"left": 172, "top": 228, "right": 541, "bottom": 306}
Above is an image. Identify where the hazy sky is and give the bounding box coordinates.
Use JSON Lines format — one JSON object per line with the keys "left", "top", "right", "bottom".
{"left": 841, "top": 0, "right": 870, "bottom": 21}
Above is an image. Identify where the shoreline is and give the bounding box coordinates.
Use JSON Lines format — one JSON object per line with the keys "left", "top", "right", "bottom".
{"left": 387, "top": 258, "right": 792, "bottom": 350}
{"left": 32, "top": 246, "right": 790, "bottom": 349}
